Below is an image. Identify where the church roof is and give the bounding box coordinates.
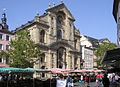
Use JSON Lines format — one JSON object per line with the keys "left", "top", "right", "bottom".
{"left": 84, "top": 35, "right": 99, "bottom": 48}
{"left": 15, "top": 19, "right": 49, "bottom": 32}
{"left": 15, "top": 3, "right": 76, "bottom": 32}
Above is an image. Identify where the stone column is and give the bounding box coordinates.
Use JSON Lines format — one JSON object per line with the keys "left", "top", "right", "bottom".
{"left": 67, "top": 53, "right": 71, "bottom": 69}
{"left": 77, "top": 56, "right": 80, "bottom": 69}
{"left": 54, "top": 52, "right": 57, "bottom": 68}
{"left": 53, "top": 16, "right": 57, "bottom": 40}
{"left": 45, "top": 52, "right": 50, "bottom": 69}
{"left": 72, "top": 54, "right": 74, "bottom": 70}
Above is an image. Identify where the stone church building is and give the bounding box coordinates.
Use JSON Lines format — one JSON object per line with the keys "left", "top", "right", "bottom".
{"left": 16, "top": 3, "right": 81, "bottom": 70}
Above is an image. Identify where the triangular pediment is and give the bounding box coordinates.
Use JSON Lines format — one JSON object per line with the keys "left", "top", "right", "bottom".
{"left": 46, "top": 3, "right": 75, "bottom": 21}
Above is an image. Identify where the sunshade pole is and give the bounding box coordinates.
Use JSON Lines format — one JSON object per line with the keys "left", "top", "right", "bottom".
{"left": 33, "top": 71, "right": 36, "bottom": 87}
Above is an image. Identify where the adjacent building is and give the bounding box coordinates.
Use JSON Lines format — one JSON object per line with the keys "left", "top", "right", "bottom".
{"left": 80, "top": 34, "right": 110, "bottom": 70}
{"left": 16, "top": 3, "right": 81, "bottom": 70}
{"left": 80, "top": 35, "right": 99, "bottom": 70}
{"left": 0, "top": 12, "right": 13, "bottom": 67}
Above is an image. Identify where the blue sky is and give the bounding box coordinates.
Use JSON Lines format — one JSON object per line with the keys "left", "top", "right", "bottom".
{"left": 0, "top": 0, "right": 116, "bottom": 43}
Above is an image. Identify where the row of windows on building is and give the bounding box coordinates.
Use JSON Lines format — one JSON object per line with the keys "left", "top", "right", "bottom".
{"left": 0, "top": 44, "right": 10, "bottom": 50}
{"left": 0, "top": 34, "right": 10, "bottom": 41}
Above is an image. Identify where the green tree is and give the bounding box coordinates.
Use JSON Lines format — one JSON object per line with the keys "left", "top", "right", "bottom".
{"left": 95, "top": 42, "right": 117, "bottom": 68}
{"left": 0, "top": 50, "right": 10, "bottom": 64}
{"left": 8, "top": 29, "right": 41, "bottom": 68}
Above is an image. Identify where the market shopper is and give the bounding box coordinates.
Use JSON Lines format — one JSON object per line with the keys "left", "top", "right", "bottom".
{"left": 102, "top": 74, "right": 110, "bottom": 87}
{"left": 0, "top": 75, "right": 2, "bottom": 81}
{"left": 66, "top": 75, "right": 73, "bottom": 87}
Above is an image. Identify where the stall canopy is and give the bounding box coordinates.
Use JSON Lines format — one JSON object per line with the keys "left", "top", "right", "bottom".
{"left": 0, "top": 67, "right": 51, "bottom": 73}
{"left": 70, "top": 69, "right": 93, "bottom": 73}
{"left": 25, "top": 68, "right": 51, "bottom": 73}
{"left": 103, "top": 48, "right": 120, "bottom": 63}
{"left": 49, "top": 68, "right": 69, "bottom": 74}
{"left": 69, "top": 69, "right": 106, "bottom": 73}
{"left": 94, "top": 70, "right": 106, "bottom": 73}
{"left": 0, "top": 67, "right": 25, "bottom": 73}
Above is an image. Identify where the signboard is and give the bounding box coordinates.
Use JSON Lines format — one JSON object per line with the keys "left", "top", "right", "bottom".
{"left": 56, "top": 80, "right": 67, "bottom": 87}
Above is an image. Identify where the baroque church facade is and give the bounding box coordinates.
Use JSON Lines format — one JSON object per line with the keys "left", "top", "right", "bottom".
{"left": 16, "top": 3, "right": 81, "bottom": 70}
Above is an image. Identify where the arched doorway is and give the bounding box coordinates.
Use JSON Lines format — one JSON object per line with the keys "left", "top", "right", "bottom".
{"left": 57, "top": 47, "right": 66, "bottom": 68}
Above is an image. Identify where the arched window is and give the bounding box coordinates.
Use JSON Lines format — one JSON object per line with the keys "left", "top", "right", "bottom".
{"left": 74, "top": 39, "right": 77, "bottom": 49}
{"left": 57, "top": 11, "right": 65, "bottom": 26}
{"left": 57, "top": 15, "right": 63, "bottom": 25}
{"left": 40, "top": 53, "right": 45, "bottom": 63}
{"left": 57, "top": 29, "right": 62, "bottom": 40}
{"left": 74, "top": 57, "right": 78, "bottom": 69}
{"left": 40, "top": 30, "right": 45, "bottom": 43}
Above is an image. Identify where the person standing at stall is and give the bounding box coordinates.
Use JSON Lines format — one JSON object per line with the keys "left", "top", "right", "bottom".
{"left": 66, "top": 75, "right": 73, "bottom": 87}
{"left": 102, "top": 74, "right": 110, "bottom": 87}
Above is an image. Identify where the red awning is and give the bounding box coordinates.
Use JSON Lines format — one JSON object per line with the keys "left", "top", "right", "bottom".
{"left": 49, "top": 68, "right": 70, "bottom": 74}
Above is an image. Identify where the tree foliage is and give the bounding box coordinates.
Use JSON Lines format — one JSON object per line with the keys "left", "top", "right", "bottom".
{"left": 8, "top": 29, "right": 41, "bottom": 68}
{"left": 95, "top": 42, "right": 117, "bottom": 68}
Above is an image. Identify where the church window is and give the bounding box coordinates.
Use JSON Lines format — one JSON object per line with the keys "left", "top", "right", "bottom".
{"left": 74, "top": 39, "right": 77, "bottom": 49}
{"left": 40, "top": 53, "right": 45, "bottom": 63}
{"left": 40, "top": 30, "right": 45, "bottom": 43}
{"left": 57, "top": 15, "right": 64, "bottom": 25}
{"left": 57, "top": 29, "right": 62, "bottom": 40}
{"left": 51, "top": 17, "right": 54, "bottom": 26}
{"left": 74, "top": 57, "right": 78, "bottom": 69}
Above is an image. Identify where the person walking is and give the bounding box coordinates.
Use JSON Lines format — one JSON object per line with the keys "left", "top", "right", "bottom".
{"left": 66, "top": 75, "right": 73, "bottom": 87}
{"left": 102, "top": 74, "right": 110, "bottom": 87}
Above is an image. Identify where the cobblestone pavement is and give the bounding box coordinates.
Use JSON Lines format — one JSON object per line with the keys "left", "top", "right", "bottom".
{"left": 74, "top": 82, "right": 101, "bottom": 87}
{"left": 74, "top": 82, "right": 120, "bottom": 87}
